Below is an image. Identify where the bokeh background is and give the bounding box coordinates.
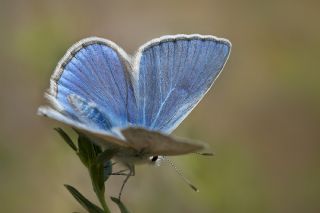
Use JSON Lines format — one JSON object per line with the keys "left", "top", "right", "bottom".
{"left": 0, "top": 0, "right": 319, "bottom": 212}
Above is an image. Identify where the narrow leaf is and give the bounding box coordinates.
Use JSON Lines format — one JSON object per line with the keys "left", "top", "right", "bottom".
{"left": 65, "top": 184, "right": 104, "bottom": 213}
{"left": 74, "top": 129, "right": 101, "bottom": 150}
{"left": 54, "top": 128, "right": 77, "bottom": 151}
{"left": 111, "top": 197, "right": 131, "bottom": 213}
{"left": 103, "top": 160, "right": 112, "bottom": 182}
{"left": 90, "top": 163, "right": 105, "bottom": 192}
{"left": 91, "top": 149, "right": 117, "bottom": 186}
{"left": 77, "top": 134, "right": 101, "bottom": 166}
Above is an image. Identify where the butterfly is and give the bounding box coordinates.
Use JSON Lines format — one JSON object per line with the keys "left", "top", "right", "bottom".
{"left": 38, "top": 34, "right": 231, "bottom": 168}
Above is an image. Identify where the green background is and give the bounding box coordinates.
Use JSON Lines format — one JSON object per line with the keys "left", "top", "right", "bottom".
{"left": 0, "top": 0, "right": 319, "bottom": 212}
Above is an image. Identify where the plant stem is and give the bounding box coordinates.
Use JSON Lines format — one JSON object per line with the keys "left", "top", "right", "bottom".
{"left": 89, "top": 169, "right": 111, "bottom": 213}
{"left": 97, "top": 190, "right": 110, "bottom": 213}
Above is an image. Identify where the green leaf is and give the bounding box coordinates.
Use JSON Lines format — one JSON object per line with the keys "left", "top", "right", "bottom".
{"left": 90, "top": 162, "right": 105, "bottom": 192}
{"left": 54, "top": 128, "right": 77, "bottom": 151}
{"left": 103, "top": 160, "right": 112, "bottom": 182}
{"left": 65, "top": 184, "right": 104, "bottom": 213}
{"left": 94, "top": 148, "right": 117, "bottom": 182}
{"left": 77, "top": 134, "right": 102, "bottom": 167}
{"left": 92, "top": 149, "right": 117, "bottom": 187}
{"left": 111, "top": 197, "right": 131, "bottom": 213}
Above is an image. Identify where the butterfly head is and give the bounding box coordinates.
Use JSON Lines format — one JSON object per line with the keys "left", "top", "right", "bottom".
{"left": 148, "top": 155, "right": 164, "bottom": 166}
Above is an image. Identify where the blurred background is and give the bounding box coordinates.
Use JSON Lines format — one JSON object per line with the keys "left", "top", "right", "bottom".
{"left": 0, "top": 0, "right": 319, "bottom": 212}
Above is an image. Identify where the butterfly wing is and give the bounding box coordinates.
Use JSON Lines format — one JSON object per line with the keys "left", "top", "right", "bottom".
{"left": 121, "top": 127, "right": 205, "bottom": 156}
{"left": 133, "top": 34, "right": 231, "bottom": 133}
{"left": 39, "top": 35, "right": 230, "bottom": 158}
{"left": 47, "top": 37, "right": 138, "bottom": 131}
{"left": 39, "top": 107, "right": 203, "bottom": 155}
{"left": 38, "top": 106, "right": 130, "bottom": 148}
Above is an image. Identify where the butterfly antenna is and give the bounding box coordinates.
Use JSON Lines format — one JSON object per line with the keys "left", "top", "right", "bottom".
{"left": 163, "top": 157, "right": 199, "bottom": 192}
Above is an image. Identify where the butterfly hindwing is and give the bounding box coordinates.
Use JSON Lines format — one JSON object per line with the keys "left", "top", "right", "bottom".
{"left": 121, "top": 127, "right": 205, "bottom": 156}
{"left": 134, "top": 35, "right": 231, "bottom": 133}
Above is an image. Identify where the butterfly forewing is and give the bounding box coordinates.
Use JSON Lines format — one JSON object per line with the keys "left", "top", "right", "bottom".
{"left": 49, "top": 38, "right": 138, "bottom": 130}
{"left": 134, "top": 35, "right": 231, "bottom": 133}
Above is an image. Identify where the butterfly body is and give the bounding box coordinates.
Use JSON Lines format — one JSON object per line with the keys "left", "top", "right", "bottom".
{"left": 38, "top": 34, "right": 231, "bottom": 165}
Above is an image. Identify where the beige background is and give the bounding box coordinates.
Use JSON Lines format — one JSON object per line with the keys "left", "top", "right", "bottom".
{"left": 0, "top": 0, "right": 319, "bottom": 212}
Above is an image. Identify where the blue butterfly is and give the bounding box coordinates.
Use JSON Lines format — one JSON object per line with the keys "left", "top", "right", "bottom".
{"left": 38, "top": 34, "right": 231, "bottom": 166}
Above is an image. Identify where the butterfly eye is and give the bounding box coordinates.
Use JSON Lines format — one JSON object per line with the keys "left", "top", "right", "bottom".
{"left": 149, "top": 156, "right": 158, "bottom": 162}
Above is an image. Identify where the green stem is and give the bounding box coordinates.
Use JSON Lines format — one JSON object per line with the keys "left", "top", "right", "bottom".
{"left": 89, "top": 169, "right": 111, "bottom": 213}
{"left": 97, "top": 189, "right": 110, "bottom": 213}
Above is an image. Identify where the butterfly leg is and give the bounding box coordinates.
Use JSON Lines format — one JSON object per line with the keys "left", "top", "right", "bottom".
{"left": 111, "top": 168, "right": 130, "bottom": 176}
{"left": 118, "top": 164, "right": 135, "bottom": 200}
{"left": 104, "top": 161, "right": 131, "bottom": 176}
